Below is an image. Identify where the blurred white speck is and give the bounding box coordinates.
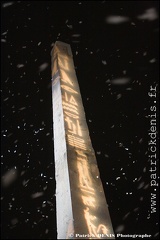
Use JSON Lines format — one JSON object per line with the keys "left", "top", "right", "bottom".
{"left": 31, "top": 192, "right": 44, "bottom": 199}
{"left": 17, "top": 64, "right": 24, "bottom": 68}
{"left": 38, "top": 63, "right": 49, "bottom": 72}
{"left": 144, "top": 184, "right": 149, "bottom": 189}
{"left": 2, "top": 31, "right": 8, "bottom": 35}
{"left": 102, "top": 60, "right": 107, "bottom": 65}
{"left": 149, "top": 58, "right": 156, "bottom": 63}
{"left": 1, "top": 39, "right": 6, "bottom": 42}
{"left": 72, "top": 34, "right": 81, "bottom": 37}
{"left": 19, "top": 107, "right": 26, "bottom": 111}
{"left": 133, "top": 207, "right": 139, "bottom": 212}
{"left": 2, "top": 168, "right": 18, "bottom": 188}
{"left": 154, "top": 232, "right": 159, "bottom": 238}
{"left": 97, "top": 151, "right": 101, "bottom": 155}
{"left": 22, "top": 179, "right": 29, "bottom": 186}
{"left": 123, "top": 212, "right": 130, "bottom": 220}
{"left": 105, "top": 15, "right": 130, "bottom": 24}
{"left": 143, "top": 167, "right": 146, "bottom": 172}
{"left": 116, "top": 94, "right": 122, "bottom": 100}
{"left": 111, "top": 77, "right": 130, "bottom": 85}
{"left": 137, "top": 182, "right": 145, "bottom": 189}
{"left": 38, "top": 42, "right": 41, "bottom": 46}
{"left": 115, "top": 224, "right": 125, "bottom": 233}
{"left": 11, "top": 218, "right": 18, "bottom": 225}
{"left": 67, "top": 24, "right": 73, "bottom": 29}
{"left": 137, "top": 8, "right": 158, "bottom": 21}
{"left": 2, "top": 2, "right": 14, "bottom": 8}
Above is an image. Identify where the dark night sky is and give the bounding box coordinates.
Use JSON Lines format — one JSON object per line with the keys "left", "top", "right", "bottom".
{"left": 1, "top": 1, "right": 159, "bottom": 239}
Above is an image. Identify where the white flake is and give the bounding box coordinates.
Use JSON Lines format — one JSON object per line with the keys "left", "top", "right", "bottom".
{"left": 31, "top": 192, "right": 44, "bottom": 199}
{"left": 19, "top": 107, "right": 26, "bottom": 111}
{"left": 67, "top": 24, "right": 73, "bottom": 29}
{"left": 1, "top": 39, "right": 6, "bottom": 42}
{"left": 111, "top": 77, "right": 130, "bottom": 85}
{"left": 102, "top": 60, "right": 107, "bottom": 65}
{"left": 1, "top": 31, "right": 8, "bottom": 35}
{"left": 105, "top": 15, "right": 130, "bottom": 24}
{"left": 149, "top": 58, "right": 156, "bottom": 63}
{"left": 17, "top": 64, "right": 24, "bottom": 68}
{"left": 116, "top": 94, "right": 122, "bottom": 100}
{"left": 137, "top": 182, "right": 145, "bottom": 189}
{"left": 72, "top": 34, "right": 81, "bottom": 37}
{"left": 2, "top": 168, "right": 18, "bottom": 188}
{"left": 2, "top": 2, "right": 14, "bottom": 8}
{"left": 137, "top": 8, "right": 158, "bottom": 21}
{"left": 38, "top": 63, "right": 49, "bottom": 72}
{"left": 11, "top": 218, "right": 18, "bottom": 225}
{"left": 115, "top": 224, "right": 125, "bottom": 233}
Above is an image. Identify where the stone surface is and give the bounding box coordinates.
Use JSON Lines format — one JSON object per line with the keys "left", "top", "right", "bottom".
{"left": 51, "top": 41, "right": 114, "bottom": 239}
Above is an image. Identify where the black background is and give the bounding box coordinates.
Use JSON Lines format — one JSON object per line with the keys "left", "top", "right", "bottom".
{"left": 1, "top": 1, "right": 159, "bottom": 239}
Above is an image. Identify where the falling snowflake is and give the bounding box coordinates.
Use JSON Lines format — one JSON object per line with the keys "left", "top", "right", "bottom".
{"left": 2, "top": 2, "right": 14, "bottom": 8}
{"left": 17, "top": 64, "right": 24, "bottom": 68}
{"left": 31, "top": 192, "right": 44, "bottom": 199}
{"left": 115, "top": 224, "right": 125, "bottom": 233}
{"left": 111, "top": 77, "right": 130, "bottom": 85}
{"left": 105, "top": 15, "right": 130, "bottom": 24}
{"left": 149, "top": 58, "right": 156, "bottom": 63}
{"left": 2, "top": 168, "right": 18, "bottom": 188}
{"left": 38, "top": 63, "right": 49, "bottom": 72}
{"left": 102, "top": 60, "right": 107, "bottom": 65}
{"left": 137, "top": 8, "right": 158, "bottom": 21}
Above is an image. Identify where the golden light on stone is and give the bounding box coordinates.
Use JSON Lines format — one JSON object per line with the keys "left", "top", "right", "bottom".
{"left": 51, "top": 41, "right": 115, "bottom": 239}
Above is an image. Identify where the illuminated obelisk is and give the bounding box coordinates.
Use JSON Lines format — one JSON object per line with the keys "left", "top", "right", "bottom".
{"left": 51, "top": 41, "right": 114, "bottom": 239}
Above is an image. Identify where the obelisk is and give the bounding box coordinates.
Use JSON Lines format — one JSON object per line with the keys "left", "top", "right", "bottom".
{"left": 51, "top": 41, "right": 114, "bottom": 239}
